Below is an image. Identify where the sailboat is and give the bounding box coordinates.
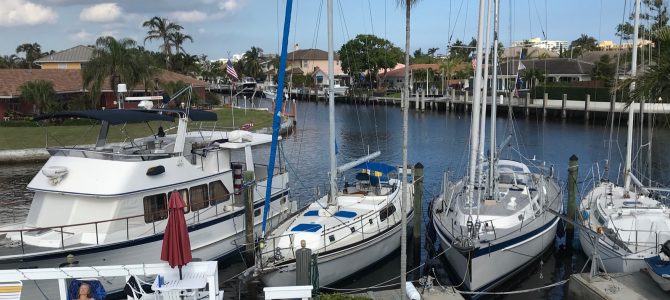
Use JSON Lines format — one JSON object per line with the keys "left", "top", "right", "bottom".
{"left": 430, "top": 0, "right": 562, "bottom": 293}
{"left": 255, "top": 0, "right": 415, "bottom": 287}
{"left": 578, "top": 0, "right": 670, "bottom": 273}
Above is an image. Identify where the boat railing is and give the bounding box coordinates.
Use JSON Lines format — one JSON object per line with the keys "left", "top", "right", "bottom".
{"left": 47, "top": 147, "right": 178, "bottom": 161}
{"left": 260, "top": 207, "right": 397, "bottom": 265}
{"left": 0, "top": 213, "right": 162, "bottom": 256}
{"left": 609, "top": 228, "right": 670, "bottom": 254}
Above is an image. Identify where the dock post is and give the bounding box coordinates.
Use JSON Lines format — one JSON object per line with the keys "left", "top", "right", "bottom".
{"left": 543, "top": 93, "right": 548, "bottom": 118}
{"left": 561, "top": 94, "right": 567, "bottom": 119}
{"left": 412, "top": 163, "right": 424, "bottom": 274}
{"left": 421, "top": 90, "right": 426, "bottom": 111}
{"left": 525, "top": 93, "right": 530, "bottom": 116}
{"left": 451, "top": 89, "right": 456, "bottom": 112}
{"left": 415, "top": 92, "right": 419, "bottom": 110}
{"left": 243, "top": 171, "right": 256, "bottom": 266}
{"left": 295, "top": 241, "right": 312, "bottom": 285}
{"left": 464, "top": 93, "right": 469, "bottom": 112}
{"left": 585, "top": 94, "right": 590, "bottom": 121}
{"left": 568, "top": 155, "right": 579, "bottom": 249}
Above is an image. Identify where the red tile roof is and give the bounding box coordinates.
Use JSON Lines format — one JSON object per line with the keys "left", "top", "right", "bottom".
{"left": 0, "top": 69, "right": 206, "bottom": 97}
{"left": 0, "top": 69, "right": 84, "bottom": 97}
{"left": 384, "top": 64, "right": 441, "bottom": 77}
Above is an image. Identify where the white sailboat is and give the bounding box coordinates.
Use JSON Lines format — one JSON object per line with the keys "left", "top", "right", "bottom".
{"left": 256, "top": 0, "right": 414, "bottom": 287}
{"left": 0, "top": 105, "right": 295, "bottom": 299}
{"left": 430, "top": 0, "right": 562, "bottom": 292}
{"left": 578, "top": 0, "right": 670, "bottom": 273}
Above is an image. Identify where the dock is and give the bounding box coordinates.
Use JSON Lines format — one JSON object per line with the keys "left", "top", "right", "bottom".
{"left": 351, "top": 286, "right": 464, "bottom": 300}
{"left": 568, "top": 270, "right": 669, "bottom": 300}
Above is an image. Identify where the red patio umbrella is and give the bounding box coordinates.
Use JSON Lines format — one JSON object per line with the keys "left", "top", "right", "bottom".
{"left": 161, "top": 191, "right": 192, "bottom": 279}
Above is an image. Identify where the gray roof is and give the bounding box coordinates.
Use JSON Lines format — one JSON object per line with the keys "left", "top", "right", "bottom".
{"left": 35, "top": 45, "right": 94, "bottom": 64}
{"left": 497, "top": 58, "right": 594, "bottom": 76}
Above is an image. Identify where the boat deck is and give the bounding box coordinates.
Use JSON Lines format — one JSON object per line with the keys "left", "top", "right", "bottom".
{"left": 569, "top": 270, "right": 669, "bottom": 300}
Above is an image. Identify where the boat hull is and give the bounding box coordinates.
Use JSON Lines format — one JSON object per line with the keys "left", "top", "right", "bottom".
{"left": 434, "top": 214, "right": 559, "bottom": 292}
{"left": 645, "top": 256, "right": 670, "bottom": 291}
{"left": 261, "top": 214, "right": 413, "bottom": 287}
{"left": 578, "top": 230, "right": 647, "bottom": 273}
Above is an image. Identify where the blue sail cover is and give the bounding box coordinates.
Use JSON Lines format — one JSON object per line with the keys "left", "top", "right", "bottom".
{"left": 354, "top": 162, "right": 396, "bottom": 184}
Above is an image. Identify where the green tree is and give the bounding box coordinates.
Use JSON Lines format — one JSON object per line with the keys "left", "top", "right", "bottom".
{"left": 0, "top": 55, "right": 24, "bottom": 69}
{"left": 521, "top": 68, "right": 545, "bottom": 90}
{"left": 569, "top": 34, "right": 598, "bottom": 57}
{"left": 241, "top": 46, "right": 263, "bottom": 79}
{"left": 338, "top": 34, "right": 403, "bottom": 86}
{"left": 171, "top": 53, "right": 199, "bottom": 76}
{"left": 19, "top": 80, "right": 57, "bottom": 114}
{"left": 621, "top": 27, "right": 670, "bottom": 103}
{"left": 170, "top": 31, "right": 193, "bottom": 55}
{"left": 83, "top": 36, "right": 157, "bottom": 106}
{"left": 15, "top": 43, "right": 42, "bottom": 69}
{"left": 143, "top": 16, "right": 184, "bottom": 68}
{"left": 592, "top": 54, "right": 616, "bottom": 87}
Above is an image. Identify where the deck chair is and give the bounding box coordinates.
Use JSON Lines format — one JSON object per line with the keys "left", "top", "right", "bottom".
{"left": 67, "top": 278, "right": 106, "bottom": 300}
{"left": 124, "top": 275, "right": 156, "bottom": 299}
{"left": 0, "top": 281, "right": 22, "bottom": 300}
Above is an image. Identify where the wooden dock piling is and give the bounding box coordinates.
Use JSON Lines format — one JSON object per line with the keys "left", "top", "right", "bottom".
{"left": 561, "top": 94, "right": 568, "bottom": 119}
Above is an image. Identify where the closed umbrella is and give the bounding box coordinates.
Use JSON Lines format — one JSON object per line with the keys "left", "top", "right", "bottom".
{"left": 160, "top": 191, "right": 192, "bottom": 279}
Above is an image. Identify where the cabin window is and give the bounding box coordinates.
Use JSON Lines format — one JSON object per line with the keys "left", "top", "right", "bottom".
{"left": 178, "top": 189, "right": 190, "bottom": 214}
{"left": 379, "top": 204, "right": 397, "bottom": 222}
{"left": 254, "top": 208, "right": 262, "bottom": 217}
{"left": 143, "top": 194, "right": 168, "bottom": 223}
{"left": 329, "top": 235, "right": 335, "bottom": 243}
{"left": 190, "top": 184, "right": 209, "bottom": 211}
{"left": 209, "top": 181, "right": 230, "bottom": 205}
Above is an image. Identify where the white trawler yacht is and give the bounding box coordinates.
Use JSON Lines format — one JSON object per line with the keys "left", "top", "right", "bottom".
{"left": 431, "top": 0, "right": 561, "bottom": 293}
{"left": 0, "top": 108, "right": 295, "bottom": 298}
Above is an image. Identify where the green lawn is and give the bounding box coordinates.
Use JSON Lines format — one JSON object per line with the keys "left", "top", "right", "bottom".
{"left": 0, "top": 107, "right": 275, "bottom": 150}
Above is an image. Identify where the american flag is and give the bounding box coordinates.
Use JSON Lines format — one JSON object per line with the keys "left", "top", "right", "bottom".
{"left": 226, "top": 59, "right": 238, "bottom": 81}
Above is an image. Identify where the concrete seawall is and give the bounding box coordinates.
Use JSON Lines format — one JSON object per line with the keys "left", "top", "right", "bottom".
{"left": 0, "top": 118, "right": 296, "bottom": 165}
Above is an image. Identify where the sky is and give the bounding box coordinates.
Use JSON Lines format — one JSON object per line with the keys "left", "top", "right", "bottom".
{"left": 0, "top": 0, "right": 639, "bottom": 60}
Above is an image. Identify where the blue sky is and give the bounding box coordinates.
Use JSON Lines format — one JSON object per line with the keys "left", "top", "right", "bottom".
{"left": 0, "top": 0, "right": 634, "bottom": 60}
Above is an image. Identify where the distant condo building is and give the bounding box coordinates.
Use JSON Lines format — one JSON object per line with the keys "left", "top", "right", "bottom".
{"left": 599, "top": 39, "right": 655, "bottom": 49}
{"left": 511, "top": 37, "right": 568, "bottom": 55}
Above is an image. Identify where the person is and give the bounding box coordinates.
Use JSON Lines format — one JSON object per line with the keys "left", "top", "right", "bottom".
{"left": 76, "top": 282, "right": 95, "bottom": 300}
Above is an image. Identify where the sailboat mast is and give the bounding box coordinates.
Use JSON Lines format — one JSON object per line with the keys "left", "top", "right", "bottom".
{"left": 488, "top": 0, "right": 500, "bottom": 199}
{"left": 479, "top": 0, "right": 492, "bottom": 176}
{"left": 327, "top": 0, "right": 337, "bottom": 206}
{"left": 467, "top": 0, "right": 487, "bottom": 215}
{"left": 624, "top": 0, "right": 640, "bottom": 192}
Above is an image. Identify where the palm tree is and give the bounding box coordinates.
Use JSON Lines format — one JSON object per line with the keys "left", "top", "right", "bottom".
{"left": 143, "top": 16, "right": 184, "bottom": 68}
{"left": 0, "top": 55, "right": 23, "bottom": 69}
{"left": 170, "top": 31, "right": 193, "bottom": 55}
{"left": 620, "top": 27, "right": 670, "bottom": 103}
{"left": 83, "top": 36, "right": 156, "bottom": 107}
{"left": 397, "top": 0, "right": 420, "bottom": 297}
{"left": 242, "top": 46, "right": 263, "bottom": 79}
{"left": 19, "top": 80, "right": 57, "bottom": 114}
{"left": 16, "top": 43, "right": 42, "bottom": 69}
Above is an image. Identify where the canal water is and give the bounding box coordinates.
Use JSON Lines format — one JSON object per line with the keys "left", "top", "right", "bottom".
{"left": 2, "top": 98, "right": 669, "bottom": 299}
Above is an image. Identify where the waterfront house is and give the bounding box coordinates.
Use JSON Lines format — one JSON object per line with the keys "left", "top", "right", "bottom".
{"left": 286, "top": 48, "right": 344, "bottom": 77}
{"left": 34, "top": 45, "right": 94, "bottom": 70}
{"left": 0, "top": 69, "right": 206, "bottom": 119}
{"left": 382, "top": 64, "right": 440, "bottom": 90}
{"left": 492, "top": 58, "right": 595, "bottom": 92}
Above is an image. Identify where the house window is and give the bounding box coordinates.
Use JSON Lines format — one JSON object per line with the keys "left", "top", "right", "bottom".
{"left": 209, "top": 181, "right": 230, "bottom": 205}
{"left": 303, "top": 61, "right": 308, "bottom": 68}
{"left": 379, "top": 204, "right": 397, "bottom": 222}
{"left": 58, "top": 63, "right": 67, "bottom": 69}
{"left": 143, "top": 193, "right": 167, "bottom": 223}
{"left": 190, "top": 184, "right": 209, "bottom": 211}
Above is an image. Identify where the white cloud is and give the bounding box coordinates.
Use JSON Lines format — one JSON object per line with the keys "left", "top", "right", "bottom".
{"left": 171, "top": 10, "right": 208, "bottom": 23}
{"left": 0, "top": 0, "right": 58, "bottom": 27}
{"left": 218, "top": 0, "right": 246, "bottom": 12}
{"left": 69, "top": 29, "right": 92, "bottom": 42}
{"left": 101, "top": 30, "right": 118, "bottom": 38}
{"left": 80, "top": 3, "right": 121, "bottom": 22}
